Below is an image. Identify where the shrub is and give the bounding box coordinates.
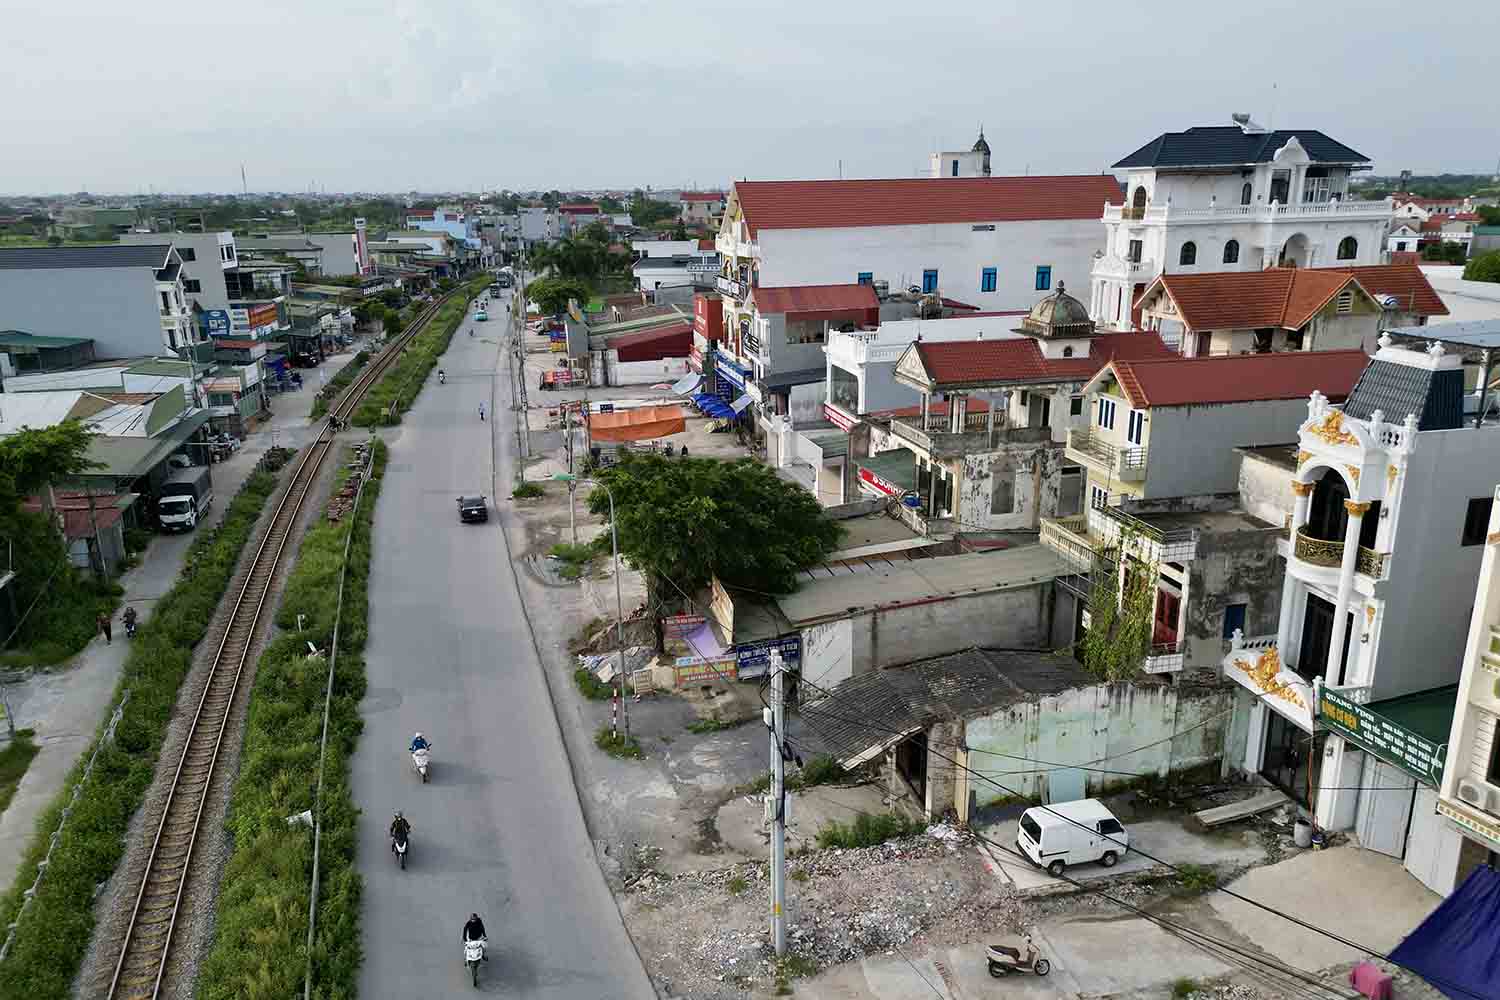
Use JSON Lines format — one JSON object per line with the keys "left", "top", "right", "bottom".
{"left": 1171, "top": 977, "right": 1200, "bottom": 998}
{"left": 0, "top": 728, "right": 40, "bottom": 814}
{"left": 511, "top": 481, "right": 544, "bottom": 499}
{"left": 789, "top": 755, "right": 842, "bottom": 790}
{"left": 0, "top": 461, "right": 287, "bottom": 999}
{"left": 1174, "top": 863, "right": 1218, "bottom": 896}
{"left": 814, "top": 812, "right": 924, "bottom": 849}
{"left": 594, "top": 727, "right": 643, "bottom": 759}
{"left": 726, "top": 875, "right": 748, "bottom": 895}
{"left": 198, "top": 440, "right": 386, "bottom": 999}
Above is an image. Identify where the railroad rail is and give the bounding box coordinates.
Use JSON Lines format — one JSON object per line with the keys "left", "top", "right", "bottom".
{"left": 105, "top": 291, "right": 457, "bottom": 1000}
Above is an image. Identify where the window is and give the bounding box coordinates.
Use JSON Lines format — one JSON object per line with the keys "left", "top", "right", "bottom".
{"left": 922, "top": 269, "right": 938, "bottom": 294}
{"left": 1240, "top": 182, "right": 1253, "bottom": 206}
{"left": 951, "top": 159, "right": 960, "bottom": 177}
{"left": 1126, "top": 409, "right": 1144, "bottom": 445}
{"left": 1302, "top": 167, "right": 1331, "bottom": 204}
{"left": 1127, "top": 240, "right": 1143, "bottom": 264}
{"left": 1337, "top": 236, "right": 1358, "bottom": 260}
{"left": 1097, "top": 397, "right": 1116, "bottom": 430}
{"left": 177, "top": 247, "right": 196, "bottom": 261}
{"left": 1336, "top": 290, "right": 1354, "bottom": 314}
{"left": 1098, "top": 818, "right": 1124, "bottom": 836}
{"left": 990, "top": 471, "right": 1015, "bottom": 515}
{"left": 160, "top": 290, "right": 172, "bottom": 314}
{"left": 1179, "top": 242, "right": 1197, "bottom": 266}
{"left": 980, "top": 267, "right": 997, "bottom": 293}
{"left": 1487, "top": 723, "right": 1500, "bottom": 785}
{"left": 208, "top": 392, "right": 236, "bottom": 407}
{"left": 183, "top": 279, "right": 202, "bottom": 294}
{"left": 857, "top": 272, "right": 873, "bottom": 285}
{"left": 1069, "top": 395, "right": 1084, "bottom": 416}
{"left": 1035, "top": 265, "right": 1051, "bottom": 291}
{"left": 1222, "top": 603, "right": 1247, "bottom": 640}
{"left": 1396, "top": 241, "right": 1408, "bottom": 252}
{"left": 1090, "top": 484, "right": 1109, "bottom": 510}
{"left": 1223, "top": 239, "right": 1240, "bottom": 264}
{"left": 1463, "top": 497, "right": 1495, "bottom": 546}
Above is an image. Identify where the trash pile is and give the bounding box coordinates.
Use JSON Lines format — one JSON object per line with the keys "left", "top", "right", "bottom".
{"left": 578, "top": 646, "right": 654, "bottom": 682}
{"left": 326, "top": 445, "right": 373, "bottom": 522}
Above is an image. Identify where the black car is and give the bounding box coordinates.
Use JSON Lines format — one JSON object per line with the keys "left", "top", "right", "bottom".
{"left": 457, "top": 495, "right": 488, "bottom": 523}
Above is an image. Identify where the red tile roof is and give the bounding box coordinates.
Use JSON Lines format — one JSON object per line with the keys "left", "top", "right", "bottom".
{"left": 1094, "top": 350, "right": 1369, "bottom": 408}
{"left": 22, "top": 492, "right": 130, "bottom": 539}
{"left": 680, "top": 192, "right": 725, "bottom": 202}
{"left": 558, "top": 203, "right": 600, "bottom": 214}
{"left": 751, "top": 283, "right": 880, "bottom": 319}
{"left": 733, "top": 176, "right": 1123, "bottom": 237}
{"left": 1146, "top": 265, "right": 1446, "bottom": 328}
{"left": 610, "top": 321, "right": 693, "bottom": 362}
{"left": 697, "top": 239, "right": 716, "bottom": 251}
{"left": 909, "top": 331, "right": 1175, "bottom": 389}
{"left": 1334, "top": 264, "right": 1447, "bottom": 316}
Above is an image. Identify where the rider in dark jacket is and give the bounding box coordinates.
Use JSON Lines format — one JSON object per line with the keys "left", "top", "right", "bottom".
{"left": 462, "top": 913, "right": 487, "bottom": 942}
{"left": 389, "top": 811, "right": 410, "bottom": 852}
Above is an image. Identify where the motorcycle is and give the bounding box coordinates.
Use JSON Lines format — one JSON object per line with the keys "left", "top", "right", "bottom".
{"left": 412, "top": 745, "right": 432, "bottom": 783}
{"left": 438, "top": 371, "right": 446, "bottom": 385}
{"left": 986, "top": 935, "right": 1050, "bottom": 978}
{"left": 392, "top": 829, "right": 409, "bottom": 870}
{"left": 464, "top": 937, "right": 487, "bottom": 988}
{"left": 123, "top": 611, "right": 138, "bottom": 640}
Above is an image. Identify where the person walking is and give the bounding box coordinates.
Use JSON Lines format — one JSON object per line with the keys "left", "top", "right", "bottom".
{"left": 478, "top": 401, "right": 487, "bottom": 422}
{"left": 97, "top": 611, "right": 113, "bottom": 644}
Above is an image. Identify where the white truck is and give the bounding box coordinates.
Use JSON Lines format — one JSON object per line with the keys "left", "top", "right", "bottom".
{"left": 158, "top": 466, "right": 213, "bottom": 532}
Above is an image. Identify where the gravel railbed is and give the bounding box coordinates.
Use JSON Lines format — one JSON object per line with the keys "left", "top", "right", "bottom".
{"left": 71, "top": 447, "right": 343, "bottom": 1000}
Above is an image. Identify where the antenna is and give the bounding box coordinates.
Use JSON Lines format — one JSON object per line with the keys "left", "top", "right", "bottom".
{"left": 1268, "top": 82, "right": 1278, "bottom": 131}
{"left": 241, "top": 164, "right": 247, "bottom": 196}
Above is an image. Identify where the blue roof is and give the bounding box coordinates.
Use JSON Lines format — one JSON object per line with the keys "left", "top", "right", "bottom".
{"left": 1113, "top": 127, "right": 1370, "bottom": 169}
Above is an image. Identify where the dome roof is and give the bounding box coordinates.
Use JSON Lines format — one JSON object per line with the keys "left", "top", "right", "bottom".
{"left": 972, "top": 129, "right": 991, "bottom": 155}
{"left": 1017, "top": 282, "right": 1095, "bottom": 338}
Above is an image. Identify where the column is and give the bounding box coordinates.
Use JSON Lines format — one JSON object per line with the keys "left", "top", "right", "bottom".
{"left": 1324, "top": 500, "right": 1370, "bottom": 686}
{"left": 1277, "top": 480, "right": 1315, "bottom": 652}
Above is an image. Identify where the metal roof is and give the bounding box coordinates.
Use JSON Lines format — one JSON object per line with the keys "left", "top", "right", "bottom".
{"left": 760, "top": 366, "right": 826, "bottom": 391}
{"left": 78, "top": 410, "right": 211, "bottom": 478}
{"left": 1342, "top": 357, "right": 1465, "bottom": 431}
{"left": 1385, "top": 319, "right": 1500, "bottom": 351}
{"left": 0, "top": 244, "right": 172, "bottom": 270}
{"left": 0, "top": 331, "right": 94, "bottom": 349}
{"left": 1112, "top": 127, "right": 1370, "bottom": 169}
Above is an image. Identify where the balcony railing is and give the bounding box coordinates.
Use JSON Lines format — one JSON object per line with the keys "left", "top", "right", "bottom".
{"left": 1104, "top": 199, "right": 1390, "bottom": 225}
{"left": 1066, "top": 428, "right": 1147, "bottom": 482}
{"left": 1292, "top": 528, "right": 1386, "bottom": 577}
{"left": 1144, "top": 640, "right": 1186, "bottom": 674}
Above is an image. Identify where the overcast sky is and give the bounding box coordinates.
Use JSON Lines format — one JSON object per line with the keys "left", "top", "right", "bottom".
{"left": 5, "top": 0, "right": 1497, "bottom": 196}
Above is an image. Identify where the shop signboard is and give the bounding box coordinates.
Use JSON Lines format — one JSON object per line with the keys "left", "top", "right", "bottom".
{"left": 673, "top": 655, "right": 736, "bottom": 687}
{"left": 663, "top": 614, "right": 705, "bottom": 639}
{"left": 735, "top": 635, "right": 801, "bottom": 680}
{"left": 201, "top": 309, "right": 231, "bottom": 336}
{"left": 858, "top": 465, "right": 901, "bottom": 497}
{"left": 1318, "top": 686, "right": 1447, "bottom": 786}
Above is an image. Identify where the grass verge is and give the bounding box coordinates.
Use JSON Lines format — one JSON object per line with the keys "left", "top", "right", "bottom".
{"left": 572, "top": 667, "right": 615, "bottom": 700}
{"left": 0, "top": 452, "right": 290, "bottom": 1000}
{"left": 686, "top": 714, "right": 754, "bottom": 735}
{"left": 511, "top": 481, "right": 544, "bottom": 499}
{"left": 1173, "top": 863, "right": 1218, "bottom": 896}
{"left": 310, "top": 349, "right": 370, "bottom": 419}
{"left": 594, "top": 726, "right": 644, "bottom": 759}
{"left": 0, "top": 729, "right": 40, "bottom": 815}
{"left": 197, "top": 439, "right": 387, "bottom": 999}
{"left": 352, "top": 277, "right": 490, "bottom": 427}
{"left": 815, "top": 811, "right": 925, "bottom": 849}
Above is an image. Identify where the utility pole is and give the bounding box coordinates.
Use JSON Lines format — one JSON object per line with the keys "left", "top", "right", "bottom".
{"left": 767, "top": 649, "right": 787, "bottom": 957}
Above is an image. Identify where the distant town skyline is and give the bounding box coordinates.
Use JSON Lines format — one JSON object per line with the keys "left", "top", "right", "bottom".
{"left": 6, "top": 0, "right": 1497, "bottom": 196}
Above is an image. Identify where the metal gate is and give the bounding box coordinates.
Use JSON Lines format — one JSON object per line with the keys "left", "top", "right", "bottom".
{"left": 1356, "top": 758, "right": 1415, "bottom": 858}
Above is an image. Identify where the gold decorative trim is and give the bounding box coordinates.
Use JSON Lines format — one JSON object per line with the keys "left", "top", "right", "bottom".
{"left": 1290, "top": 480, "right": 1315, "bottom": 497}
{"left": 1297, "top": 450, "right": 1312, "bottom": 466}
{"left": 1231, "top": 646, "right": 1305, "bottom": 709}
{"left": 1488, "top": 530, "right": 1500, "bottom": 546}
{"left": 1345, "top": 464, "right": 1361, "bottom": 485}
{"left": 1365, "top": 606, "right": 1376, "bottom": 624}
{"left": 1387, "top": 464, "right": 1399, "bottom": 485}
{"left": 1343, "top": 500, "right": 1372, "bottom": 516}
{"left": 1308, "top": 410, "right": 1358, "bottom": 447}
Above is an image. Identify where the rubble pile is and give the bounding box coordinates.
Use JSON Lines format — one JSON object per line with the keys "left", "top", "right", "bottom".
{"left": 325, "top": 446, "right": 373, "bottom": 522}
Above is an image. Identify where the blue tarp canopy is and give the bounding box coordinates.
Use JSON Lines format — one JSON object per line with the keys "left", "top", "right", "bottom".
{"left": 1389, "top": 865, "right": 1500, "bottom": 999}
{"left": 693, "top": 392, "right": 736, "bottom": 419}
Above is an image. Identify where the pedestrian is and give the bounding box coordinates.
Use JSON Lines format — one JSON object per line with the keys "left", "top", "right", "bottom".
{"left": 479, "top": 401, "right": 487, "bottom": 422}
{"left": 97, "top": 611, "right": 113, "bottom": 644}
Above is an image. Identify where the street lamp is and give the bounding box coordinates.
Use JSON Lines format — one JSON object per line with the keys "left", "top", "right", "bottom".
{"left": 550, "top": 473, "right": 629, "bottom": 742}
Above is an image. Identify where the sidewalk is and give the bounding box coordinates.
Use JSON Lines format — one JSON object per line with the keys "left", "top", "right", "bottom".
{"left": 0, "top": 342, "right": 368, "bottom": 893}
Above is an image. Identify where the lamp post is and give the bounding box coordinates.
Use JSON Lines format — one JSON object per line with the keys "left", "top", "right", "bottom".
{"left": 550, "top": 473, "right": 628, "bottom": 743}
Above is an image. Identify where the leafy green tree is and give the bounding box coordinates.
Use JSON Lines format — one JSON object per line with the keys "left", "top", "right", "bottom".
{"left": 0, "top": 421, "right": 97, "bottom": 501}
{"left": 598, "top": 195, "right": 623, "bottom": 213}
{"left": 1477, "top": 205, "right": 1500, "bottom": 227}
{"left": 672, "top": 221, "right": 689, "bottom": 240}
{"left": 1465, "top": 250, "right": 1500, "bottom": 283}
{"left": 580, "top": 221, "right": 611, "bottom": 245}
{"left": 528, "top": 275, "right": 589, "bottom": 315}
{"left": 1078, "top": 530, "right": 1158, "bottom": 681}
{"left": 587, "top": 452, "right": 843, "bottom": 604}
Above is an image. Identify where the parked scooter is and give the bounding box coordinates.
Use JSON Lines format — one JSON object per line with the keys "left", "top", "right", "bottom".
{"left": 393, "top": 828, "right": 409, "bottom": 870}
{"left": 986, "top": 936, "right": 1050, "bottom": 977}
{"left": 412, "top": 745, "right": 432, "bottom": 783}
{"left": 464, "top": 937, "right": 487, "bottom": 988}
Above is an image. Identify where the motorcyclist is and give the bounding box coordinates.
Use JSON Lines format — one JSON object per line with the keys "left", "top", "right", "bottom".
{"left": 389, "top": 811, "right": 411, "bottom": 852}
{"left": 410, "top": 732, "right": 429, "bottom": 753}
{"left": 122, "top": 606, "right": 138, "bottom": 632}
{"left": 462, "top": 913, "right": 488, "bottom": 962}
{"left": 438, "top": 368, "right": 446, "bottom": 384}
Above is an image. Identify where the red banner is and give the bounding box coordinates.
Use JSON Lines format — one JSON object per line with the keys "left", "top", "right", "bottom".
{"left": 858, "top": 466, "right": 900, "bottom": 497}
{"left": 248, "top": 302, "right": 279, "bottom": 329}
{"left": 823, "top": 403, "right": 857, "bottom": 432}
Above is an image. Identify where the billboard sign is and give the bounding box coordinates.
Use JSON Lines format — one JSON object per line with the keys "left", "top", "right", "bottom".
{"left": 200, "top": 309, "right": 231, "bottom": 336}
{"left": 735, "top": 635, "right": 801, "bottom": 680}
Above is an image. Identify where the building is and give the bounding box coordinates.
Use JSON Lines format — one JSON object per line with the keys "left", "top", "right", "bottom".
{"left": 301, "top": 222, "right": 371, "bottom": 276}
{"left": 678, "top": 191, "right": 726, "bottom": 225}
{"left": 557, "top": 203, "right": 603, "bottom": 236}
{"left": 517, "top": 206, "right": 553, "bottom": 246}
{"left": 1387, "top": 223, "right": 1422, "bottom": 255}
{"left": 1133, "top": 264, "right": 1446, "bottom": 356}
{"left": 0, "top": 332, "right": 96, "bottom": 377}
{"left": 235, "top": 233, "right": 324, "bottom": 273}
{"left": 1473, "top": 226, "right": 1500, "bottom": 258}
{"left": 1220, "top": 335, "right": 1500, "bottom": 893}
{"left": 120, "top": 231, "right": 289, "bottom": 343}
{"left": 929, "top": 130, "right": 992, "bottom": 178}
{"left": 0, "top": 245, "right": 202, "bottom": 357}
{"left": 406, "top": 206, "right": 474, "bottom": 245}
{"left": 631, "top": 239, "right": 718, "bottom": 295}
{"left": 1091, "top": 116, "right": 1392, "bottom": 330}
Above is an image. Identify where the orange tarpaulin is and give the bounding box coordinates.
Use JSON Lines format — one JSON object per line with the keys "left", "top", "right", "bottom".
{"left": 587, "top": 405, "right": 687, "bottom": 442}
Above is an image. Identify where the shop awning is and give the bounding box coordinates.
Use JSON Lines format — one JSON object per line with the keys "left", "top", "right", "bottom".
{"left": 671, "top": 373, "right": 701, "bottom": 396}
{"left": 587, "top": 405, "right": 686, "bottom": 442}
{"left": 730, "top": 393, "right": 754, "bottom": 414}
{"left": 856, "top": 451, "right": 916, "bottom": 498}
{"left": 1389, "top": 865, "right": 1500, "bottom": 999}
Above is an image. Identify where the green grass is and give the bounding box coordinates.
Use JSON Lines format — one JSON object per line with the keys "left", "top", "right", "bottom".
{"left": 511, "top": 481, "right": 545, "bottom": 499}
{"left": 310, "top": 349, "right": 370, "bottom": 418}
{"left": 1171, "top": 977, "right": 1201, "bottom": 998}
{"left": 686, "top": 715, "right": 753, "bottom": 735}
{"left": 0, "top": 729, "right": 40, "bottom": 815}
{"left": 595, "top": 727, "right": 644, "bottom": 759}
{"left": 573, "top": 667, "right": 616, "bottom": 700}
{"left": 789, "top": 868, "right": 810, "bottom": 884}
{"left": 815, "top": 811, "right": 925, "bottom": 849}
{"left": 789, "top": 754, "right": 842, "bottom": 790}
{"left": 1174, "top": 864, "right": 1218, "bottom": 896}
{"left": 197, "top": 440, "right": 388, "bottom": 999}
{"left": 726, "top": 875, "right": 748, "bottom": 895}
{"left": 0, "top": 453, "right": 288, "bottom": 1000}
{"left": 549, "top": 542, "right": 594, "bottom": 581}
{"left": 739, "top": 772, "right": 773, "bottom": 795}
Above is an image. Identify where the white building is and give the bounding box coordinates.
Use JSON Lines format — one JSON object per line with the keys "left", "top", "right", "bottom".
{"left": 1223, "top": 335, "right": 1500, "bottom": 893}
{"left": 631, "top": 239, "right": 718, "bottom": 295}
{"left": 929, "top": 130, "right": 991, "bottom": 178}
{"left": 1386, "top": 224, "right": 1422, "bottom": 255}
{"left": 678, "top": 192, "right": 726, "bottom": 225}
{"left": 1091, "top": 116, "right": 1393, "bottom": 330}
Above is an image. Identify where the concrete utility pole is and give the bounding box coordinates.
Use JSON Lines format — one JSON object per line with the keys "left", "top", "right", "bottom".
{"left": 768, "top": 650, "right": 787, "bottom": 957}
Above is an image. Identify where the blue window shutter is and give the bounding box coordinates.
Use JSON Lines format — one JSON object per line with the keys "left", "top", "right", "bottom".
{"left": 857, "top": 272, "right": 873, "bottom": 285}
{"left": 981, "top": 268, "right": 997, "bottom": 293}
{"left": 923, "top": 269, "right": 938, "bottom": 294}
{"left": 1035, "top": 266, "right": 1052, "bottom": 291}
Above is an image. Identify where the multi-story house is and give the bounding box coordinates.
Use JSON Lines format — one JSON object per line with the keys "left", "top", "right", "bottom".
{"left": 556, "top": 203, "right": 603, "bottom": 236}
{"left": 678, "top": 191, "right": 726, "bottom": 226}
{"left": 1133, "top": 263, "right": 1446, "bottom": 356}
{"left": 1220, "top": 334, "right": 1500, "bottom": 893}
{"left": 235, "top": 233, "right": 324, "bottom": 273}
{"left": 929, "top": 131, "right": 991, "bottom": 178}
{"left": 406, "top": 206, "right": 475, "bottom": 245}
{"left": 0, "top": 245, "right": 201, "bottom": 358}
{"left": 1091, "top": 116, "right": 1392, "bottom": 330}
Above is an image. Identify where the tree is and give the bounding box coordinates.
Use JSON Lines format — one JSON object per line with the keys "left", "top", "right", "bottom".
{"left": 0, "top": 421, "right": 97, "bottom": 501}
{"left": 542, "top": 190, "right": 561, "bottom": 209}
{"left": 1477, "top": 205, "right": 1500, "bottom": 227}
{"left": 587, "top": 453, "right": 843, "bottom": 602}
{"left": 580, "top": 221, "right": 611, "bottom": 245}
{"left": 1465, "top": 250, "right": 1500, "bottom": 284}
{"left": 598, "top": 195, "right": 623, "bottom": 213}
{"left": 672, "top": 221, "right": 689, "bottom": 241}
{"left": 382, "top": 308, "right": 404, "bottom": 335}
{"left": 1077, "top": 533, "right": 1157, "bottom": 681}
{"left": 1423, "top": 241, "right": 1468, "bottom": 264}
{"left": 627, "top": 193, "right": 679, "bottom": 228}
{"left": 527, "top": 275, "right": 589, "bottom": 315}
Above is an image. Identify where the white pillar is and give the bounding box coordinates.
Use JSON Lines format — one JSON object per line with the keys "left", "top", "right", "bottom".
{"left": 1324, "top": 501, "right": 1369, "bottom": 686}
{"left": 1277, "top": 479, "right": 1315, "bottom": 653}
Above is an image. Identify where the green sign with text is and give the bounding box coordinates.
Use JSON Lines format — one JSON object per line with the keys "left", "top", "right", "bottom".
{"left": 1318, "top": 687, "right": 1446, "bottom": 786}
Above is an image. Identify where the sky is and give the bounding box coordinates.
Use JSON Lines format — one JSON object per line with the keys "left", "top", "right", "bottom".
{"left": 4, "top": 0, "right": 1498, "bottom": 196}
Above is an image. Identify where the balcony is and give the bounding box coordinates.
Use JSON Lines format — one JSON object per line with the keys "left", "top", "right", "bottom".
{"left": 1291, "top": 527, "right": 1386, "bottom": 578}
{"left": 716, "top": 274, "right": 748, "bottom": 300}
{"left": 1104, "top": 199, "right": 1390, "bottom": 226}
{"left": 1144, "top": 640, "right": 1186, "bottom": 674}
{"left": 890, "top": 414, "right": 1051, "bottom": 459}
{"left": 1066, "top": 428, "right": 1147, "bottom": 483}
{"left": 1088, "top": 503, "right": 1198, "bottom": 564}
{"left": 1090, "top": 256, "right": 1156, "bottom": 281}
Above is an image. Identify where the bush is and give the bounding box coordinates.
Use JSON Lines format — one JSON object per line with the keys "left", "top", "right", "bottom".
{"left": 594, "top": 727, "right": 643, "bottom": 759}
{"left": 198, "top": 440, "right": 387, "bottom": 999}
{"left": 0, "top": 461, "right": 288, "bottom": 999}
{"left": 814, "top": 812, "right": 924, "bottom": 849}
{"left": 1465, "top": 250, "right": 1500, "bottom": 283}
{"left": 1174, "top": 863, "right": 1218, "bottom": 896}
{"left": 0, "top": 728, "right": 40, "bottom": 814}
{"left": 511, "top": 481, "right": 544, "bottom": 499}
{"left": 572, "top": 667, "right": 616, "bottom": 700}
{"left": 789, "top": 755, "right": 842, "bottom": 790}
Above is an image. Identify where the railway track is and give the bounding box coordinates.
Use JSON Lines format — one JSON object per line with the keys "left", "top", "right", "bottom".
{"left": 104, "top": 292, "right": 456, "bottom": 1000}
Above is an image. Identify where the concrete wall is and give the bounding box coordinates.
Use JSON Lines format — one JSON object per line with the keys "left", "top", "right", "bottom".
{"left": 0, "top": 268, "right": 165, "bottom": 358}
{"left": 756, "top": 218, "right": 1103, "bottom": 314}
{"left": 1184, "top": 527, "right": 1285, "bottom": 670}
{"left": 1238, "top": 453, "right": 1294, "bottom": 529}
{"left": 604, "top": 352, "right": 688, "bottom": 386}
{"left": 961, "top": 680, "right": 1232, "bottom": 809}
{"left": 306, "top": 233, "right": 359, "bottom": 276}
{"left": 948, "top": 438, "right": 1063, "bottom": 531}
{"left": 1145, "top": 398, "right": 1314, "bottom": 499}
{"left": 802, "top": 618, "right": 854, "bottom": 690}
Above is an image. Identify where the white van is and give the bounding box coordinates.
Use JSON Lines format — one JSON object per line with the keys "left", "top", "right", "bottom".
{"left": 1016, "top": 798, "right": 1129, "bottom": 876}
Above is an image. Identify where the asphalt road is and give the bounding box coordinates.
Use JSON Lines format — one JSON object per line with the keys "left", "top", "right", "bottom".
{"left": 352, "top": 285, "right": 656, "bottom": 998}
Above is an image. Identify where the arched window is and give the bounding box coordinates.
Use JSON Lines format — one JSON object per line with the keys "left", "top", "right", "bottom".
{"left": 1337, "top": 236, "right": 1358, "bottom": 260}
{"left": 1129, "top": 186, "right": 1147, "bottom": 219}
{"left": 1223, "top": 239, "right": 1240, "bottom": 264}
{"left": 1179, "top": 242, "right": 1197, "bottom": 266}
{"left": 1240, "top": 182, "right": 1252, "bottom": 206}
